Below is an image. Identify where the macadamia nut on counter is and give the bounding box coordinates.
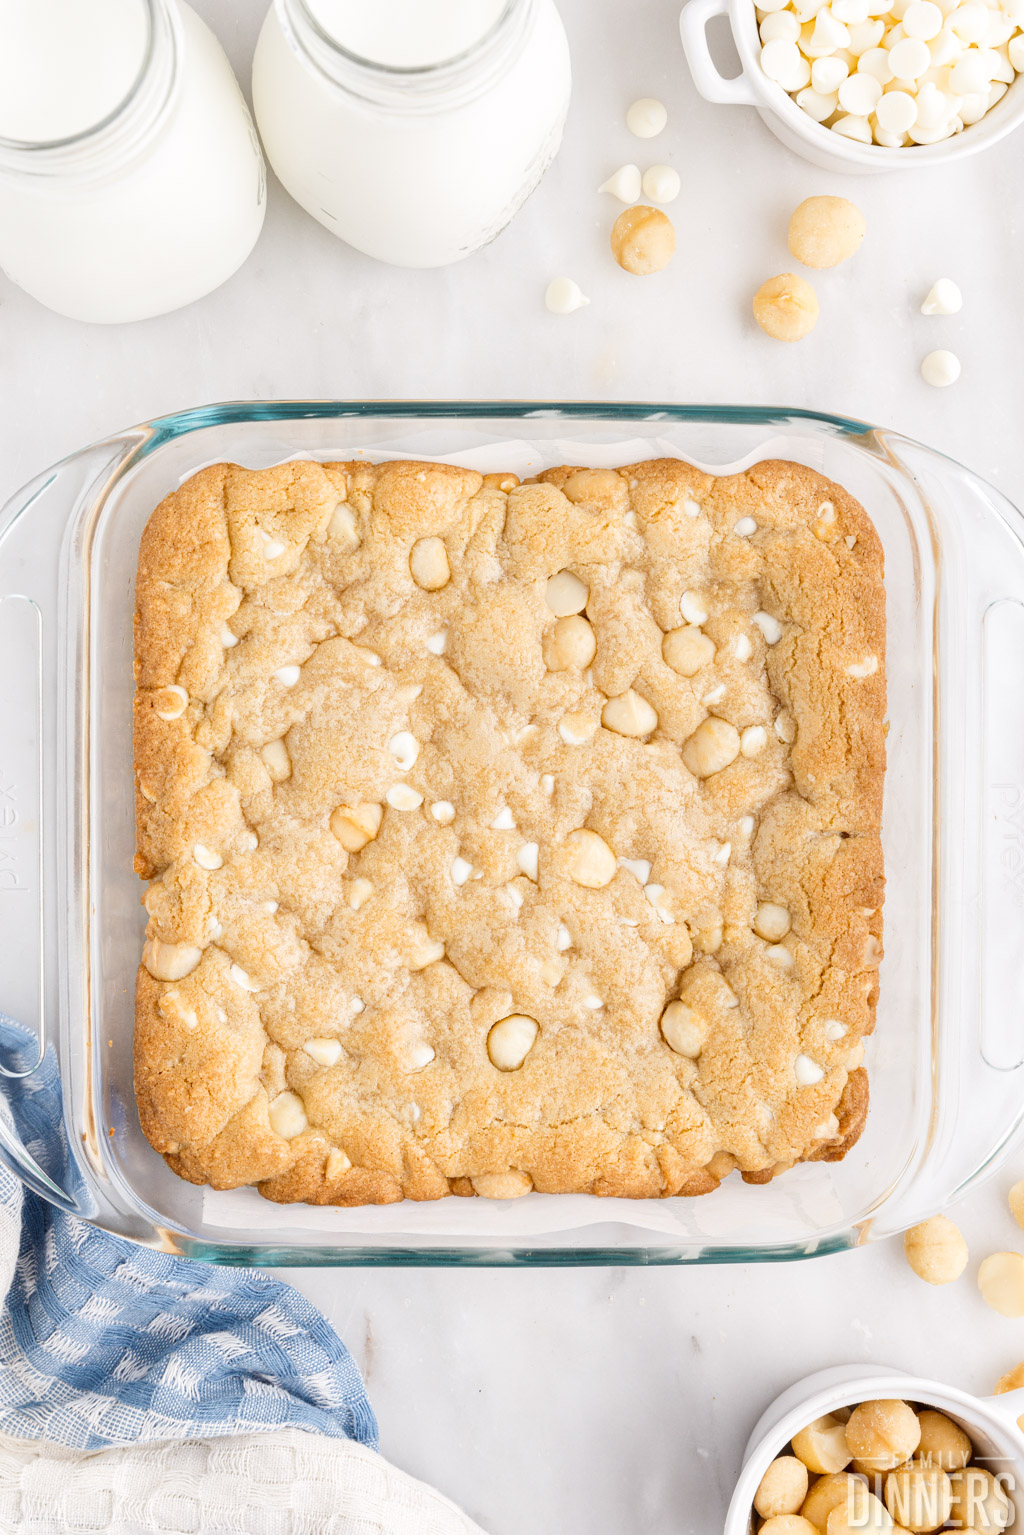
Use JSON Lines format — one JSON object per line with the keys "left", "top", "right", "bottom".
{"left": 903, "top": 1214, "right": 969, "bottom": 1285}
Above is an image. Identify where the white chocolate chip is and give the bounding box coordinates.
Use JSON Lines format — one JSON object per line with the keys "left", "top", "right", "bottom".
{"left": 230, "top": 963, "right": 259, "bottom": 992}
{"left": 274, "top": 664, "right": 300, "bottom": 687}
{"left": 641, "top": 164, "right": 681, "bottom": 203}
{"left": 922, "top": 277, "right": 963, "bottom": 315}
{"left": 765, "top": 943, "right": 794, "bottom": 969}
{"left": 258, "top": 527, "right": 286, "bottom": 559}
{"left": 431, "top": 800, "right": 456, "bottom": 824}
{"left": 741, "top": 725, "right": 768, "bottom": 758}
{"left": 487, "top": 1014, "right": 538, "bottom": 1070}
{"left": 738, "top": 815, "right": 755, "bottom": 837}
{"left": 601, "top": 689, "right": 658, "bottom": 737}
{"left": 701, "top": 683, "right": 727, "bottom": 706}
{"left": 347, "top": 877, "right": 373, "bottom": 910}
{"left": 816, "top": 1115, "right": 841, "bottom": 1140}
{"left": 350, "top": 996, "right": 365, "bottom": 1015}
{"left": 921, "top": 349, "right": 961, "bottom": 387}
{"left": 330, "top": 801, "right": 383, "bottom": 851}
{"left": 774, "top": 711, "right": 796, "bottom": 744}
{"left": 398, "top": 683, "right": 423, "bottom": 704}
{"left": 583, "top": 993, "right": 603, "bottom": 1010}
{"left": 353, "top": 646, "right": 381, "bottom": 666}
{"left": 626, "top": 97, "right": 668, "bottom": 137}
{"left": 386, "top": 784, "right": 424, "bottom": 811}
{"left": 327, "top": 501, "right": 360, "bottom": 550}
{"left": 753, "top": 610, "right": 783, "bottom": 644}
{"left": 599, "top": 162, "right": 642, "bottom": 200}
{"left": 408, "top": 930, "right": 444, "bottom": 969}
{"left": 683, "top": 498, "right": 701, "bottom": 518}
{"left": 733, "top": 516, "right": 758, "bottom": 536}
{"left": 558, "top": 712, "right": 597, "bottom": 746}
{"left": 490, "top": 807, "right": 516, "bottom": 830}
{"left": 505, "top": 884, "right": 524, "bottom": 910}
{"left": 325, "top": 1147, "right": 352, "bottom": 1180}
{"left": 644, "top": 883, "right": 674, "bottom": 923}
{"left": 679, "top": 590, "right": 708, "bottom": 625}
{"left": 425, "top": 629, "right": 448, "bottom": 655}
{"left": 261, "top": 738, "right": 292, "bottom": 781}
{"left": 450, "top": 856, "right": 473, "bottom": 886}
{"left": 407, "top": 1042, "right": 436, "bottom": 1071}
{"left": 193, "top": 843, "right": 223, "bottom": 871}
{"left": 160, "top": 991, "right": 197, "bottom": 1029}
{"left": 663, "top": 626, "right": 715, "bottom": 677}
{"left": 754, "top": 902, "right": 791, "bottom": 940}
{"left": 216, "top": 1007, "right": 227, "bottom": 1023}
{"left": 733, "top": 633, "right": 753, "bottom": 661}
{"left": 713, "top": 841, "right": 731, "bottom": 865}
{"left": 682, "top": 717, "right": 741, "bottom": 778}
{"left": 545, "top": 277, "right": 591, "bottom": 313}
{"left": 142, "top": 939, "right": 202, "bottom": 982}
{"left": 545, "top": 569, "right": 589, "bottom": 616}
{"left": 305, "top": 1037, "right": 342, "bottom": 1067}
{"left": 208, "top": 917, "right": 223, "bottom": 939}
{"left": 846, "top": 654, "right": 879, "bottom": 678}
{"left": 410, "top": 536, "right": 451, "bottom": 590}
{"left": 824, "top": 1019, "right": 847, "bottom": 1040}
{"left": 389, "top": 730, "right": 420, "bottom": 771}
{"left": 540, "top": 773, "right": 555, "bottom": 795}
{"left": 268, "top": 1090, "right": 307, "bottom": 1139}
{"left": 620, "top": 857, "right": 652, "bottom": 885}
{"left": 220, "top": 623, "right": 239, "bottom": 649}
{"left": 660, "top": 1000, "right": 704, "bottom": 1057}
{"left": 517, "top": 842, "right": 540, "bottom": 881}
{"left": 795, "top": 1053, "right": 825, "bottom": 1085}
{"left": 557, "top": 922, "right": 572, "bottom": 950}
{"left": 154, "top": 684, "right": 188, "bottom": 721}
{"left": 564, "top": 828, "right": 616, "bottom": 888}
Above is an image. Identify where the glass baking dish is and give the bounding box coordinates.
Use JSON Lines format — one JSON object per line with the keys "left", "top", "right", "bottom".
{"left": 2, "top": 401, "right": 1024, "bottom": 1267}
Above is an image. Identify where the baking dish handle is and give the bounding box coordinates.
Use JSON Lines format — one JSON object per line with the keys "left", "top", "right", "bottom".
{"left": 679, "top": 0, "right": 759, "bottom": 106}
{"left": 0, "top": 435, "right": 147, "bottom": 1214}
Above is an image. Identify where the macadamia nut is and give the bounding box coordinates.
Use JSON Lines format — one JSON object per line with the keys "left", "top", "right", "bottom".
{"left": 682, "top": 716, "right": 741, "bottom": 778}
{"left": 995, "top": 1362, "right": 1024, "bottom": 1395}
{"left": 487, "top": 1014, "right": 538, "bottom": 1071}
{"left": 903, "top": 1214, "right": 969, "bottom": 1285}
{"left": 792, "top": 1415, "right": 853, "bottom": 1475}
{"left": 544, "top": 615, "right": 596, "bottom": 671}
{"left": 845, "top": 1399, "right": 921, "bottom": 1472}
{"left": 825, "top": 1490, "right": 892, "bottom": 1532}
{"left": 948, "top": 1468, "right": 1010, "bottom": 1534}
{"left": 801, "top": 1473, "right": 870, "bottom": 1532}
{"left": 788, "top": 196, "right": 866, "bottom": 269}
{"left": 610, "top": 205, "right": 676, "bottom": 275}
{"left": 884, "top": 1465, "right": 952, "bottom": 1532}
{"left": 755, "top": 1457, "right": 810, "bottom": 1519}
{"left": 761, "top": 1519, "right": 818, "bottom": 1535}
{"left": 979, "top": 1251, "right": 1024, "bottom": 1316}
{"left": 563, "top": 828, "right": 617, "bottom": 888}
{"left": 753, "top": 273, "right": 819, "bottom": 342}
{"left": 1008, "top": 1178, "right": 1024, "bottom": 1229}
{"left": 914, "top": 1409, "right": 972, "bottom": 1472}
{"left": 663, "top": 625, "right": 715, "bottom": 677}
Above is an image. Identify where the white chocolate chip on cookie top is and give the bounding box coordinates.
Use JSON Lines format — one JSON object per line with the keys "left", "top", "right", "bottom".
{"left": 133, "top": 455, "right": 884, "bottom": 1207}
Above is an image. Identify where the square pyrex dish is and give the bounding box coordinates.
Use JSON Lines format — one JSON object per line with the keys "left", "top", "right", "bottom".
{"left": 2, "top": 401, "right": 1024, "bottom": 1267}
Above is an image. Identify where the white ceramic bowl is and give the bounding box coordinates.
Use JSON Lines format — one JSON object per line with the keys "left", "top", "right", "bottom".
{"left": 679, "top": 0, "right": 1024, "bottom": 171}
{"left": 725, "top": 1364, "right": 1024, "bottom": 1532}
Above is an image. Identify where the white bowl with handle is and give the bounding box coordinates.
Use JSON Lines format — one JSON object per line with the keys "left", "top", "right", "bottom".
{"left": 678, "top": 0, "right": 1024, "bottom": 171}
{"left": 725, "top": 1363, "right": 1024, "bottom": 1532}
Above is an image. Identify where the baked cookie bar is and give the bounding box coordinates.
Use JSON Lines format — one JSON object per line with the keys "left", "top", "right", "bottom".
{"left": 133, "top": 457, "right": 884, "bottom": 1205}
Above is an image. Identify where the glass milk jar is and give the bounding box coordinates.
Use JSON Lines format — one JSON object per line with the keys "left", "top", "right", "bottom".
{"left": 252, "top": 0, "right": 571, "bottom": 268}
{"left": 0, "top": 0, "right": 266, "bottom": 324}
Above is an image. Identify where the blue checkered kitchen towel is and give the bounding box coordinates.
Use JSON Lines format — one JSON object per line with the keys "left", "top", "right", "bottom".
{"left": 0, "top": 1012, "right": 377, "bottom": 1453}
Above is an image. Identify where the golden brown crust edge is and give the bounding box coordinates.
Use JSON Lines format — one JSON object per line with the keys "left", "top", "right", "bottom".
{"left": 133, "top": 456, "right": 884, "bottom": 1205}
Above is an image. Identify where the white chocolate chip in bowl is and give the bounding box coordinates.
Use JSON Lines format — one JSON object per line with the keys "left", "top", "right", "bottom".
{"left": 601, "top": 689, "right": 658, "bottom": 738}
{"left": 545, "top": 569, "right": 589, "bottom": 616}
{"left": 269, "top": 1090, "right": 307, "bottom": 1139}
{"left": 487, "top": 1014, "right": 539, "bottom": 1070}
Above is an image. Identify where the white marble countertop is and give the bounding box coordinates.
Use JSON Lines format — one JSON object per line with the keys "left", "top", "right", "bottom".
{"left": 2, "top": 1, "right": 1024, "bottom": 1530}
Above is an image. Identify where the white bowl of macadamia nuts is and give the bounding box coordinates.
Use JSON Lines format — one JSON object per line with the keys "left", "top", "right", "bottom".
{"left": 679, "top": 0, "right": 1024, "bottom": 171}
{"left": 727, "top": 1364, "right": 1024, "bottom": 1534}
